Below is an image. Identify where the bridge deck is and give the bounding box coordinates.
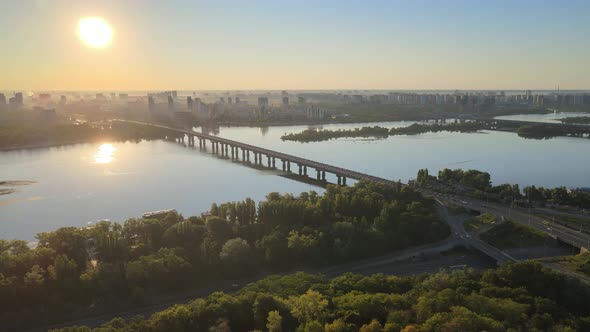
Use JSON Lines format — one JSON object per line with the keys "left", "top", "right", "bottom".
{"left": 119, "top": 120, "right": 397, "bottom": 185}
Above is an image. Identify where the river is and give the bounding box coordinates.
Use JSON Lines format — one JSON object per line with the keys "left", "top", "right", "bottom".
{"left": 1, "top": 120, "right": 590, "bottom": 240}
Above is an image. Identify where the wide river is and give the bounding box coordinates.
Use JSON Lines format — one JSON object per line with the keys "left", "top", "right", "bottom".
{"left": 1, "top": 118, "right": 590, "bottom": 240}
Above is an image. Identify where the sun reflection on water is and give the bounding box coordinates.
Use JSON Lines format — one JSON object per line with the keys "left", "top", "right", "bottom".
{"left": 94, "top": 143, "right": 116, "bottom": 164}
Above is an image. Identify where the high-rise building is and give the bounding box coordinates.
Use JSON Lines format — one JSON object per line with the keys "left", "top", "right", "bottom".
{"left": 0, "top": 93, "right": 6, "bottom": 106}
{"left": 15, "top": 92, "right": 23, "bottom": 105}
{"left": 187, "top": 96, "right": 194, "bottom": 111}
{"left": 282, "top": 96, "right": 289, "bottom": 106}
{"left": 60, "top": 95, "right": 67, "bottom": 105}
{"left": 258, "top": 96, "right": 269, "bottom": 108}
{"left": 168, "top": 96, "right": 174, "bottom": 112}
{"left": 148, "top": 96, "right": 156, "bottom": 113}
{"left": 228, "top": 97, "right": 233, "bottom": 105}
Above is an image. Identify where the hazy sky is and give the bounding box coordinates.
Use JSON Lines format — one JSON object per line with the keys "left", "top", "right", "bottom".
{"left": 1, "top": 0, "right": 589, "bottom": 91}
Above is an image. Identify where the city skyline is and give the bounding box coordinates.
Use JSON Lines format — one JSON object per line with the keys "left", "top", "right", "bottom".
{"left": 1, "top": 0, "right": 590, "bottom": 91}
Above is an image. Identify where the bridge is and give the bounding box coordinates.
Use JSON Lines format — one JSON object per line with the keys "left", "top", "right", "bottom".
{"left": 116, "top": 120, "right": 398, "bottom": 186}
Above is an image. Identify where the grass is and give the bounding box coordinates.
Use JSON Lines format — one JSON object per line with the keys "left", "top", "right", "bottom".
{"left": 542, "top": 252, "right": 590, "bottom": 277}
{"left": 464, "top": 213, "right": 496, "bottom": 232}
{"left": 445, "top": 202, "right": 468, "bottom": 216}
{"left": 480, "top": 220, "right": 550, "bottom": 250}
{"left": 535, "top": 213, "right": 590, "bottom": 227}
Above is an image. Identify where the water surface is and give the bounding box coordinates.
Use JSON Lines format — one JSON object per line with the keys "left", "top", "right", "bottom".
{"left": 2, "top": 120, "right": 590, "bottom": 240}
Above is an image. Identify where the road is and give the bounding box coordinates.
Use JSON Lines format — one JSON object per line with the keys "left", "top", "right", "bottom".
{"left": 434, "top": 198, "right": 517, "bottom": 265}
{"left": 427, "top": 191, "right": 590, "bottom": 249}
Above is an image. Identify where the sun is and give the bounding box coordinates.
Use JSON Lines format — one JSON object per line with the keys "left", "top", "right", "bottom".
{"left": 77, "top": 17, "right": 113, "bottom": 48}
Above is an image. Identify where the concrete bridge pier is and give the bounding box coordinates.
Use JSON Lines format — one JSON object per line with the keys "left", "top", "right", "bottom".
{"left": 316, "top": 169, "right": 321, "bottom": 180}
{"left": 322, "top": 171, "right": 326, "bottom": 181}
{"left": 282, "top": 160, "right": 286, "bottom": 171}
{"left": 298, "top": 165, "right": 302, "bottom": 175}
{"left": 242, "top": 149, "right": 246, "bottom": 161}
{"left": 267, "top": 156, "right": 271, "bottom": 168}
{"left": 303, "top": 166, "right": 307, "bottom": 176}
{"left": 342, "top": 176, "right": 347, "bottom": 185}
{"left": 272, "top": 157, "right": 276, "bottom": 168}
{"left": 287, "top": 161, "right": 291, "bottom": 172}
{"left": 225, "top": 144, "right": 229, "bottom": 157}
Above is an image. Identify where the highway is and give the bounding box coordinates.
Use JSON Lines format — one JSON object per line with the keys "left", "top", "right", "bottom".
{"left": 430, "top": 191, "right": 590, "bottom": 249}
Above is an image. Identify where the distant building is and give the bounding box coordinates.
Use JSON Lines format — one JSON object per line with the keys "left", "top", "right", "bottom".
{"left": 9, "top": 92, "right": 24, "bottom": 110}
{"left": 39, "top": 93, "right": 51, "bottom": 101}
{"left": 0, "top": 93, "right": 6, "bottom": 108}
{"left": 282, "top": 96, "right": 289, "bottom": 106}
{"left": 60, "top": 95, "right": 67, "bottom": 105}
{"left": 37, "top": 108, "right": 57, "bottom": 121}
{"left": 228, "top": 97, "right": 233, "bottom": 105}
{"left": 148, "top": 96, "right": 155, "bottom": 113}
{"left": 258, "top": 96, "right": 269, "bottom": 108}
{"left": 298, "top": 96, "right": 306, "bottom": 104}
{"left": 168, "top": 96, "right": 174, "bottom": 112}
{"left": 119, "top": 93, "right": 128, "bottom": 100}
{"left": 187, "top": 96, "right": 194, "bottom": 111}
{"left": 15, "top": 92, "right": 23, "bottom": 105}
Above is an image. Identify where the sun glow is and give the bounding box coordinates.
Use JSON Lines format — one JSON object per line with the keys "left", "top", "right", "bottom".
{"left": 77, "top": 17, "right": 113, "bottom": 48}
{"left": 94, "top": 144, "right": 116, "bottom": 164}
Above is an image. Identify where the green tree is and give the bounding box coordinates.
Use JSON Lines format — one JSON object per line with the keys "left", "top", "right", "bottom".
{"left": 267, "top": 310, "right": 283, "bottom": 332}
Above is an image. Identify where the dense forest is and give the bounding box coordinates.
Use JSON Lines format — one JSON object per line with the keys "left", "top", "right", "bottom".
{"left": 0, "top": 182, "right": 449, "bottom": 330}
{"left": 416, "top": 168, "right": 590, "bottom": 209}
{"left": 52, "top": 262, "right": 590, "bottom": 331}
{"left": 0, "top": 122, "right": 171, "bottom": 149}
{"left": 280, "top": 123, "right": 485, "bottom": 142}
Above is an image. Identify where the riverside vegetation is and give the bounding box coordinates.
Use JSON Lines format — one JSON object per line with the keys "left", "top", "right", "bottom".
{"left": 52, "top": 262, "right": 590, "bottom": 332}
{"left": 280, "top": 122, "right": 484, "bottom": 143}
{"left": 0, "top": 182, "right": 449, "bottom": 330}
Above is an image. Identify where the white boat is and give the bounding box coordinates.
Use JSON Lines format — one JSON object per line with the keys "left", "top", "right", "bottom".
{"left": 142, "top": 209, "right": 175, "bottom": 218}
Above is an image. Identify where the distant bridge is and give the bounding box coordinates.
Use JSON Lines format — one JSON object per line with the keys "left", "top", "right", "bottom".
{"left": 116, "top": 120, "right": 398, "bottom": 186}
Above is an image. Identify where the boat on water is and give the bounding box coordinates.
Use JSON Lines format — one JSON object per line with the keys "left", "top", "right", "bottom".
{"left": 142, "top": 209, "right": 176, "bottom": 219}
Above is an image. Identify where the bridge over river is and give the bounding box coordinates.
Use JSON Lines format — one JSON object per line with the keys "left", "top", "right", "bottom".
{"left": 117, "top": 120, "right": 590, "bottom": 254}
{"left": 116, "top": 120, "right": 398, "bottom": 186}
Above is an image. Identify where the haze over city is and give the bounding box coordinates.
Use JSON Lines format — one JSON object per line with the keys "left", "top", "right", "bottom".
{"left": 1, "top": 0, "right": 590, "bottom": 91}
